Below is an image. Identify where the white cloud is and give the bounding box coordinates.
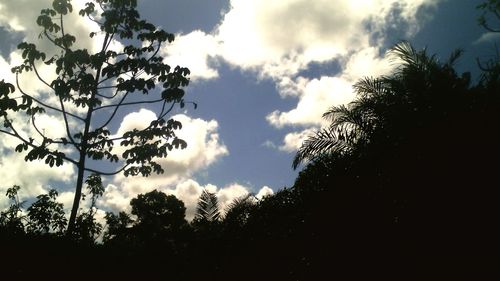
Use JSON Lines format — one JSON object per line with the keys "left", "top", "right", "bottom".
{"left": 99, "top": 109, "right": 229, "bottom": 215}
{"left": 474, "top": 32, "right": 500, "bottom": 45}
{"left": 256, "top": 185, "right": 274, "bottom": 199}
{"left": 161, "top": 30, "right": 220, "bottom": 80}
{"left": 0, "top": 108, "right": 74, "bottom": 211}
{"left": 215, "top": 0, "right": 364, "bottom": 77}
{"left": 165, "top": 180, "right": 273, "bottom": 220}
{"left": 99, "top": 178, "right": 273, "bottom": 221}
{"left": 56, "top": 191, "right": 76, "bottom": 212}
{"left": 112, "top": 109, "right": 228, "bottom": 189}
{"left": 209, "top": 0, "right": 437, "bottom": 151}
{"left": 215, "top": 183, "right": 250, "bottom": 213}
{"left": 0, "top": 146, "right": 75, "bottom": 209}
{"left": 149, "top": 0, "right": 434, "bottom": 153}
{"left": 278, "top": 128, "right": 318, "bottom": 153}
{"left": 165, "top": 0, "right": 438, "bottom": 80}
{"left": 214, "top": 0, "right": 438, "bottom": 78}
{"left": 99, "top": 184, "right": 132, "bottom": 213}
{"left": 267, "top": 76, "right": 356, "bottom": 128}
{"left": 0, "top": 0, "right": 104, "bottom": 96}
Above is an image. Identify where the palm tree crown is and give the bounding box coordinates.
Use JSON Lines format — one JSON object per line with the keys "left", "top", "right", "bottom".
{"left": 293, "top": 42, "right": 471, "bottom": 169}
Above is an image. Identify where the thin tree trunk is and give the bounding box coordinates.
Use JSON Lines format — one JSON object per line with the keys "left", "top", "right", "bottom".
{"left": 66, "top": 32, "right": 107, "bottom": 236}
{"left": 67, "top": 150, "right": 87, "bottom": 235}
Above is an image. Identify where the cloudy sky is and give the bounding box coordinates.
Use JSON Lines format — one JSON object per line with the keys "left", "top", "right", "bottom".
{"left": 0, "top": 0, "right": 496, "bottom": 219}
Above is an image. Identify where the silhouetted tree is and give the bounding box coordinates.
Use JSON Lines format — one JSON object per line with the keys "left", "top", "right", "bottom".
{"left": 222, "top": 194, "right": 255, "bottom": 231}
{"left": 294, "top": 41, "right": 471, "bottom": 169}
{"left": 103, "top": 211, "right": 132, "bottom": 243}
{"left": 288, "top": 41, "right": 500, "bottom": 277}
{"left": 193, "top": 189, "right": 221, "bottom": 223}
{"left": 26, "top": 189, "right": 67, "bottom": 235}
{"left": 0, "top": 185, "right": 25, "bottom": 235}
{"left": 130, "top": 189, "right": 187, "bottom": 239}
{"left": 0, "top": 0, "right": 192, "bottom": 234}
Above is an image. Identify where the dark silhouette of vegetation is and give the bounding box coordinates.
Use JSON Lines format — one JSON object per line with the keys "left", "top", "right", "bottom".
{"left": 1, "top": 0, "right": 500, "bottom": 279}
{"left": 477, "top": 0, "right": 500, "bottom": 32}
{"left": 193, "top": 189, "right": 221, "bottom": 223}
{"left": 0, "top": 0, "right": 192, "bottom": 234}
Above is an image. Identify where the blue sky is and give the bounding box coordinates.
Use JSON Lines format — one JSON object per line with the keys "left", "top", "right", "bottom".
{"left": 0, "top": 0, "right": 497, "bottom": 219}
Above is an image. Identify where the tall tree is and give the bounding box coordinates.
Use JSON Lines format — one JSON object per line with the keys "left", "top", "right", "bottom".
{"left": 0, "top": 0, "right": 192, "bottom": 233}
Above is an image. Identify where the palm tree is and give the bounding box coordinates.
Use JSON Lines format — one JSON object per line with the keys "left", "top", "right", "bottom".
{"left": 223, "top": 194, "right": 256, "bottom": 229}
{"left": 293, "top": 41, "right": 469, "bottom": 169}
{"left": 193, "top": 189, "right": 221, "bottom": 223}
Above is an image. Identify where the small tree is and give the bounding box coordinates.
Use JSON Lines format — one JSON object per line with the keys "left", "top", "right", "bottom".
{"left": 26, "top": 189, "right": 67, "bottom": 235}
{"left": 131, "top": 190, "right": 187, "bottom": 229}
{"left": 0, "top": 185, "right": 25, "bottom": 235}
{"left": 0, "top": 0, "right": 192, "bottom": 233}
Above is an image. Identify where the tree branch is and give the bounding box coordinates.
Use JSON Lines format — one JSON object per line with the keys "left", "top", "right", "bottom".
{"left": 96, "top": 91, "right": 130, "bottom": 129}
{"left": 15, "top": 74, "right": 85, "bottom": 122}
{"left": 58, "top": 95, "right": 80, "bottom": 151}
{"left": 0, "top": 117, "right": 79, "bottom": 166}
{"left": 31, "top": 62, "right": 54, "bottom": 90}
{"left": 31, "top": 114, "right": 47, "bottom": 141}
{"left": 93, "top": 98, "right": 164, "bottom": 111}
{"left": 84, "top": 163, "right": 130, "bottom": 176}
{"left": 159, "top": 100, "right": 176, "bottom": 120}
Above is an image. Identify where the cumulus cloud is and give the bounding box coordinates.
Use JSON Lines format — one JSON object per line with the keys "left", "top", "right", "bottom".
{"left": 98, "top": 109, "right": 231, "bottom": 215}
{"left": 212, "top": 0, "right": 435, "bottom": 77}
{"left": 0, "top": 145, "right": 75, "bottom": 210}
{"left": 161, "top": 30, "right": 220, "bottom": 80}
{"left": 163, "top": 180, "right": 273, "bottom": 220}
{"left": 0, "top": 0, "right": 104, "bottom": 95}
{"left": 267, "top": 76, "right": 357, "bottom": 128}
{"left": 165, "top": 0, "right": 439, "bottom": 150}
{"left": 277, "top": 128, "right": 319, "bottom": 153}
{"left": 217, "top": 0, "right": 368, "bottom": 77}
{"left": 112, "top": 109, "right": 228, "bottom": 188}
{"left": 214, "top": 0, "right": 437, "bottom": 150}
{"left": 100, "top": 178, "right": 273, "bottom": 221}
{"left": 0, "top": 103, "right": 74, "bottom": 211}
{"left": 96, "top": 107, "right": 270, "bottom": 220}
{"left": 256, "top": 185, "right": 274, "bottom": 199}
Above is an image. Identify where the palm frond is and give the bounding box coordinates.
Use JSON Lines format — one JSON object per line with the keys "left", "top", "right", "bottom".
{"left": 223, "top": 194, "right": 256, "bottom": 225}
{"left": 293, "top": 127, "right": 352, "bottom": 169}
{"left": 390, "top": 41, "right": 422, "bottom": 66}
{"left": 446, "top": 49, "right": 464, "bottom": 66}
{"left": 194, "top": 189, "right": 220, "bottom": 222}
{"left": 353, "top": 77, "right": 387, "bottom": 98}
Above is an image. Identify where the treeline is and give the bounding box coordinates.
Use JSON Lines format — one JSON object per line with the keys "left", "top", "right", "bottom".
{"left": 0, "top": 178, "right": 313, "bottom": 279}
{"left": 1, "top": 40, "right": 499, "bottom": 279}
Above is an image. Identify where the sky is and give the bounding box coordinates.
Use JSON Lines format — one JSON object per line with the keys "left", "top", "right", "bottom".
{"left": 0, "top": 0, "right": 497, "bottom": 220}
